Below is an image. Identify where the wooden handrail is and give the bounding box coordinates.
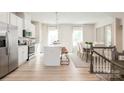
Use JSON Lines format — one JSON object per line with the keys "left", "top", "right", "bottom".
{"left": 92, "top": 46, "right": 115, "bottom": 49}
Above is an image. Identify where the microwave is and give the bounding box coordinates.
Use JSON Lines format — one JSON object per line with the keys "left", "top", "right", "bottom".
{"left": 23, "top": 29, "right": 32, "bottom": 37}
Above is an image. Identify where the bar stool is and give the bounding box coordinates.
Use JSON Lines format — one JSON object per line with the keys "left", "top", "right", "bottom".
{"left": 60, "top": 47, "right": 70, "bottom": 65}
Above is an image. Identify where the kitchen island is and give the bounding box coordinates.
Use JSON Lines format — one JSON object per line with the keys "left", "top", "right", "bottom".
{"left": 43, "top": 45, "right": 62, "bottom": 66}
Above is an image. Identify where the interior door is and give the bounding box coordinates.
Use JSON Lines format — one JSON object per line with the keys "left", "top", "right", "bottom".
{"left": 8, "top": 25, "right": 18, "bottom": 72}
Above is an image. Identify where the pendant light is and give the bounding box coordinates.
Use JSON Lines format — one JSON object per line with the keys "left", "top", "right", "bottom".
{"left": 55, "top": 12, "right": 58, "bottom": 30}
{"left": 55, "top": 12, "right": 60, "bottom": 43}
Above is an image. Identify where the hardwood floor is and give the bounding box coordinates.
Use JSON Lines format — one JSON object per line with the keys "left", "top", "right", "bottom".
{"left": 1, "top": 54, "right": 100, "bottom": 81}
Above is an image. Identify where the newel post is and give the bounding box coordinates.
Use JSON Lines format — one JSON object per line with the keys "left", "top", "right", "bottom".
{"left": 90, "top": 43, "right": 93, "bottom": 73}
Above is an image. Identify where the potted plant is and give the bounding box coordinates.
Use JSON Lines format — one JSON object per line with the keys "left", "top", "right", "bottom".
{"left": 85, "top": 42, "right": 93, "bottom": 48}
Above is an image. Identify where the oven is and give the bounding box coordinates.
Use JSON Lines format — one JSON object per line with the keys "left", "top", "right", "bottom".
{"left": 27, "top": 44, "right": 35, "bottom": 61}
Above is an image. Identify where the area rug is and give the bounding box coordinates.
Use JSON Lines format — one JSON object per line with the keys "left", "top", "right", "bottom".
{"left": 69, "top": 53, "right": 90, "bottom": 68}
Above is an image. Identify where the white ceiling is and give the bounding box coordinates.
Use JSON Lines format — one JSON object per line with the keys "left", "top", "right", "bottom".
{"left": 29, "top": 12, "right": 124, "bottom": 24}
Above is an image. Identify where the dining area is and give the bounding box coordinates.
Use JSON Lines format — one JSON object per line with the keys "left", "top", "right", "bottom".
{"left": 76, "top": 40, "right": 124, "bottom": 80}
{"left": 77, "top": 41, "right": 106, "bottom": 62}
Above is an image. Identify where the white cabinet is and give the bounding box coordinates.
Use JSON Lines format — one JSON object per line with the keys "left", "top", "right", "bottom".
{"left": 24, "top": 20, "right": 28, "bottom": 29}
{"left": 30, "top": 24, "right": 35, "bottom": 38}
{"left": 17, "top": 16, "right": 23, "bottom": 37}
{"left": 0, "top": 13, "right": 19, "bottom": 26}
{"left": 10, "top": 13, "right": 17, "bottom": 26}
{"left": 0, "top": 12, "right": 9, "bottom": 24}
{"left": 18, "top": 45, "right": 28, "bottom": 66}
{"left": 24, "top": 20, "right": 30, "bottom": 30}
{"left": 24, "top": 13, "right": 31, "bottom": 29}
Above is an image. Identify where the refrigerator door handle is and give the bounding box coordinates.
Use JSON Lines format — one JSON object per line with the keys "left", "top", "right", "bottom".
{"left": 6, "top": 32, "right": 8, "bottom": 55}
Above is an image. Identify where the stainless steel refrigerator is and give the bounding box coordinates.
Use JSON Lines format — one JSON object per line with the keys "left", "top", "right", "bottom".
{"left": 0, "top": 22, "right": 18, "bottom": 78}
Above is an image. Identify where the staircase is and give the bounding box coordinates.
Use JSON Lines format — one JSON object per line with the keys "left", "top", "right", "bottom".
{"left": 89, "top": 46, "right": 124, "bottom": 81}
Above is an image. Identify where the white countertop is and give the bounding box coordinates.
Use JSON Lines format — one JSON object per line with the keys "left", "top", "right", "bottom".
{"left": 45, "top": 44, "right": 63, "bottom": 48}
{"left": 18, "top": 45, "right": 28, "bottom": 46}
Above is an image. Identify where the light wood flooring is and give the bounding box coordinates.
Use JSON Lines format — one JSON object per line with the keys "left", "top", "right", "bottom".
{"left": 1, "top": 54, "right": 100, "bottom": 81}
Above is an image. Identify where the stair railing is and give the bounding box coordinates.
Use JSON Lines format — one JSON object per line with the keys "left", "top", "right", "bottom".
{"left": 90, "top": 45, "right": 124, "bottom": 80}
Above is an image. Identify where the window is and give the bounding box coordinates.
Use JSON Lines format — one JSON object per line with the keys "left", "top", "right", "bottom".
{"left": 48, "top": 27, "right": 58, "bottom": 45}
{"left": 72, "top": 27, "right": 83, "bottom": 46}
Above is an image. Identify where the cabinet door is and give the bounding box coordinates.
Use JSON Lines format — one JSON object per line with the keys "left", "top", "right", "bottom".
{"left": 17, "top": 17, "right": 23, "bottom": 37}
{"left": 29, "top": 24, "right": 35, "bottom": 38}
{"left": 23, "top": 46, "right": 28, "bottom": 61}
{"left": 10, "top": 13, "right": 17, "bottom": 26}
{"left": 31, "top": 24, "right": 35, "bottom": 38}
{"left": 18, "top": 46, "right": 28, "bottom": 66}
{"left": 24, "top": 20, "right": 28, "bottom": 29}
{"left": 18, "top": 47, "right": 23, "bottom": 66}
{"left": 0, "top": 12, "right": 9, "bottom": 24}
{"left": 24, "top": 20, "right": 30, "bottom": 30}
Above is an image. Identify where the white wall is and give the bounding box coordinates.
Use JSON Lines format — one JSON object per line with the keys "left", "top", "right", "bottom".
{"left": 122, "top": 19, "right": 124, "bottom": 50}
{"left": 95, "top": 18, "right": 114, "bottom": 44}
{"left": 40, "top": 24, "right": 73, "bottom": 52}
{"left": 115, "top": 18, "right": 123, "bottom": 52}
{"left": 83, "top": 24, "right": 95, "bottom": 42}
{"left": 95, "top": 18, "right": 114, "bottom": 28}
{"left": 40, "top": 24, "right": 95, "bottom": 52}
{"left": 95, "top": 17, "right": 124, "bottom": 52}
{"left": 41, "top": 24, "right": 48, "bottom": 52}
{"left": 59, "top": 24, "right": 73, "bottom": 52}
